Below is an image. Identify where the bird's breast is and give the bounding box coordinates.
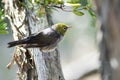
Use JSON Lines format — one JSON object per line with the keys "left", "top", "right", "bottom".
{"left": 40, "top": 36, "right": 63, "bottom": 53}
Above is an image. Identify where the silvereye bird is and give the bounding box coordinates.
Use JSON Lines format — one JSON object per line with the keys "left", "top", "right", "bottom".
{"left": 8, "top": 23, "right": 70, "bottom": 52}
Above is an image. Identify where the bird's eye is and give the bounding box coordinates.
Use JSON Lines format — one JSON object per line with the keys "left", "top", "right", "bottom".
{"left": 63, "top": 27, "right": 67, "bottom": 30}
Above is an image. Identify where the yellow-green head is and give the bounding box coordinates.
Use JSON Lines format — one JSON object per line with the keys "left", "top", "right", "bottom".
{"left": 52, "top": 23, "right": 70, "bottom": 36}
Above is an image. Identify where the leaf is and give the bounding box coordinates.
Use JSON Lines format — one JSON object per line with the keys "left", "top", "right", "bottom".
{"left": 0, "top": 22, "right": 8, "bottom": 34}
{"left": 0, "top": 30, "right": 8, "bottom": 34}
{"left": 88, "top": 8, "right": 96, "bottom": 18}
{"left": 79, "top": 0, "right": 88, "bottom": 6}
{"left": 0, "top": 23, "right": 7, "bottom": 29}
{"left": 0, "top": 7, "right": 8, "bottom": 34}
{"left": 57, "top": 0, "right": 64, "bottom": 4}
{"left": 65, "top": 3, "right": 81, "bottom": 7}
{"left": 19, "top": 2, "right": 26, "bottom": 7}
{"left": 73, "top": 10, "right": 84, "bottom": 16}
{"left": 67, "top": 0, "right": 79, "bottom": 4}
{"left": 28, "top": 0, "right": 32, "bottom": 3}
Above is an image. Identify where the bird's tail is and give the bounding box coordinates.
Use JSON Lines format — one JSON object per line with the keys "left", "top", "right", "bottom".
{"left": 8, "top": 39, "right": 27, "bottom": 48}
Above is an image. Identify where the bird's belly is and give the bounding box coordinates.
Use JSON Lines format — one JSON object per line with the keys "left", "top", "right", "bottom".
{"left": 40, "top": 36, "right": 63, "bottom": 53}
{"left": 41, "top": 45, "right": 57, "bottom": 52}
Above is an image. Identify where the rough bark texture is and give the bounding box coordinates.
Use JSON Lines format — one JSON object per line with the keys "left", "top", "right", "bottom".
{"left": 95, "top": 0, "right": 120, "bottom": 80}
{"left": 4, "top": 0, "right": 64, "bottom": 80}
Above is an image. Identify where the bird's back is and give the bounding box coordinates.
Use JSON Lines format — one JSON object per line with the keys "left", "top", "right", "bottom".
{"left": 24, "top": 27, "right": 62, "bottom": 48}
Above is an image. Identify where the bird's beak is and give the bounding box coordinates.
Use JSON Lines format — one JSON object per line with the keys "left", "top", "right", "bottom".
{"left": 68, "top": 26, "right": 72, "bottom": 28}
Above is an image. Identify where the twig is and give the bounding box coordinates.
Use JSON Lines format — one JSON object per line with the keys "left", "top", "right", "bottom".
{"left": 14, "top": 24, "right": 25, "bottom": 37}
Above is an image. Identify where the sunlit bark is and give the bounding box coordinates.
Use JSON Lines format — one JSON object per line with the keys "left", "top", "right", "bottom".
{"left": 4, "top": 0, "right": 64, "bottom": 80}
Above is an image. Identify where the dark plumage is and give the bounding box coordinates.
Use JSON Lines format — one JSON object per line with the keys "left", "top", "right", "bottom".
{"left": 8, "top": 23, "right": 69, "bottom": 52}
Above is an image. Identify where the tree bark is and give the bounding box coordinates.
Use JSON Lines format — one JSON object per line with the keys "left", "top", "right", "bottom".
{"left": 95, "top": 0, "right": 120, "bottom": 80}
{"left": 4, "top": 0, "right": 64, "bottom": 80}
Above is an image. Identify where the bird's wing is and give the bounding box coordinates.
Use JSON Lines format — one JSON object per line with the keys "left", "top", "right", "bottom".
{"left": 25, "top": 30, "right": 61, "bottom": 47}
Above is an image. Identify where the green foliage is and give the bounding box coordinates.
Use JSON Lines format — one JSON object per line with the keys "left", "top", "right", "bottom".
{"left": 72, "top": 3, "right": 84, "bottom": 16}
{"left": 67, "top": 0, "right": 79, "bottom": 3}
{"left": 34, "top": 0, "right": 64, "bottom": 6}
{"left": 73, "top": 10, "right": 84, "bottom": 16}
{"left": 85, "top": 0, "right": 96, "bottom": 18}
{"left": 0, "top": 8, "right": 8, "bottom": 34}
{"left": 88, "top": 8, "right": 96, "bottom": 18}
{"left": 66, "top": 0, "right": 96, "bottom": 17}
{"left": 26, "top": 0, "right": 96, "bottom": 17}
{"left": 79, "top": 0, "right": 88, "bottom": 6}
{"left": 67, "top": 0, "right": 88, "bottom": 6}
{"left": 0, "top": 0, "right": 96, "bottom": 34}
{"left": 44, "top": 0, "right": 64, "bottom": 5}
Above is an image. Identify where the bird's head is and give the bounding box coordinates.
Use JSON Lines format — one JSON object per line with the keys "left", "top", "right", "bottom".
{"left": 52, "top": 23, "right": 70, "bottom": 36}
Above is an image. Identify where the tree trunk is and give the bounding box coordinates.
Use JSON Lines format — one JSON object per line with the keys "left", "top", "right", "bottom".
{"left": 4, "top": 0, "right": 64, "bottom": 80}
{"left": 95, "top": 0, "right": 120, "bottom": 80}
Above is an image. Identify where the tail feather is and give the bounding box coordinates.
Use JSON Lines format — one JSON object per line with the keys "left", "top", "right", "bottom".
{"left": 8, "top": 41, "right": 19, "bottom": 47}
{"left": 8, "top": 39, "right": 27, "bottom": 48}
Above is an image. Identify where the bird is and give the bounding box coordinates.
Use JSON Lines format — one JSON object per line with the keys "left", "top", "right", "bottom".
{"left": 8, "top": 23, "right": 70, "bottom": 52}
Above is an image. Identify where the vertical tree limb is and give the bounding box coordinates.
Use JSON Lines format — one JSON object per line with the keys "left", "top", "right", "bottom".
{"left": 95, "top": 0, "right": 120, "bottom": 80}
{"left": 4, "top": 0, "right": 64, "bottom": 80}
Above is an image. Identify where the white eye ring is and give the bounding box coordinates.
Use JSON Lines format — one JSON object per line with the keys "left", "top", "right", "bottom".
{"left": 63, "top": 27, "right": 67, "bottom": 30}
